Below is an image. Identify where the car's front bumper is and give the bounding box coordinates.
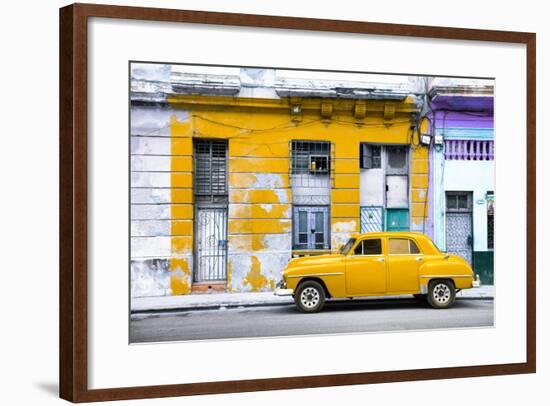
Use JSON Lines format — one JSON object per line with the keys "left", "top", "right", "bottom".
{"left": 274, "top": 288, "right": 294, "bottom": 296}
{"left": 274, "top": 279, "right": 294, "bottom": 296}
{"left": 472, "top": 274, "right": 481, "bottom": 288}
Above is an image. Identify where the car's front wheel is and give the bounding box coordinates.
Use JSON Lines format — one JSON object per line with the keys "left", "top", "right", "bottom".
{"left": 427, "top": 280, "right": 456, "bottom": 309}
{"left": 295, "top": 280, "right": 326, "bottom": 313}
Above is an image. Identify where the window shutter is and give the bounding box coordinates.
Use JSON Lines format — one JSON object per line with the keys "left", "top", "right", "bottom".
{"left": 361, "top": 143, "right": 373, "bottom": 169}
{"left": 194, "top": 139, "right": 228, "bottom": 201}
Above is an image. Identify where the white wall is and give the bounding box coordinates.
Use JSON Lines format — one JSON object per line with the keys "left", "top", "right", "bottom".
{"left": 443, "top": 160, "right": 495, "bottom": 251}
{"left": 360, "top": 168, "right": 384, "bottom": 206}
{"left": 0, "top": 1, "right": 545, "bottom": 406}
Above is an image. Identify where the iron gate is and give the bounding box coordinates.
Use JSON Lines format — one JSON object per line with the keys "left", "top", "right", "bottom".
{"left": 446, "top": 212, "right": 473, "bottom": 265}
{"left": 195, "top": 207, "right": 228, "bottom": 282}
{"left": 360, "top": 207, "right": 384, "bottom": 233}
{"left": 445, "top": 192, "right": 473, "bottom": 266}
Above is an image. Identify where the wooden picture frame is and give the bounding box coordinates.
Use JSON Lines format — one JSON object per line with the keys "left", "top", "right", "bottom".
{"left": 59, "top": 3, "right": 536, "bottom": 402}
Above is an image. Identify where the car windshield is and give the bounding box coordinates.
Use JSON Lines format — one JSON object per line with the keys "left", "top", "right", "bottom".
{"left": 339, "top": 238, "right": 356, "bottom": 255}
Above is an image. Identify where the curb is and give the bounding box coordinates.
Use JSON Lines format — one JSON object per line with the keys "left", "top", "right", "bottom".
{"left": 131, "top": 301, "right": 293, "bottom": 314}
{"left": 131, "top": 296, "right": 493, "bottom": 315}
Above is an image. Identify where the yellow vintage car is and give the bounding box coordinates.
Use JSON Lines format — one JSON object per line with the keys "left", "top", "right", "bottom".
{"left": 275, "top": 232, "right": 481, "bottom": 312}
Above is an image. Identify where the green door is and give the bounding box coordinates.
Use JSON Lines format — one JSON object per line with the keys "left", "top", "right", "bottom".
{"left": 386, "top": 209, "right": 409, "bottom": 231}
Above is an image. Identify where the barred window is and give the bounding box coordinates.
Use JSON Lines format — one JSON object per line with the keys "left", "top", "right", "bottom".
{"left": 385, "top": 145, "right": 408, "bottom": 174}
{"left": 360, "top": 144, "right": 381, "bottom": 169}
{"left": 291, "top": 141, "right": 330, "bottom": 175}
{"left": 487, "top": 192, "right": 494, "bottom": 250}
{"left": 194, "top": 139, "right": 228, "bottom": 202}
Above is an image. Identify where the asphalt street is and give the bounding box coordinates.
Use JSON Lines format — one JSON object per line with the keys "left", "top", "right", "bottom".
{"left": 130, "top": 298, "right": 494, "bottom": 343}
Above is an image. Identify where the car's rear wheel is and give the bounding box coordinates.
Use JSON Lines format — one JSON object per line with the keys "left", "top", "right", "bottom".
{"left": 427, "top": 280, "right": 456, "bottom": 309}
{"left": 295, "top": 280, "right": 325, "bottom": 313}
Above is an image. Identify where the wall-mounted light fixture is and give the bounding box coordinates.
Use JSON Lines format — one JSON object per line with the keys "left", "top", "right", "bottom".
{"left": 290, "top": 99, "right": 302, "bottom": 122}
{"left": 420, "top": 133, "right": 431, "bottom": 145}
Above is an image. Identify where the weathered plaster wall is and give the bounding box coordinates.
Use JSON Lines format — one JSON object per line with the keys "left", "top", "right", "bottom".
{"left": 443, "top": 160, "right": 495, "bottom": 251}
{"left": 169, "top": 116, "right": 195, "bottom": 295}
{"left": 130, "top": 92, "right": 421, "bottom": 296}
{"left": 410, "top": 145, "right": 430, "bottom": 232}
{"left": 130, "top": 105, "right": 194, "bottom": 297}
{"left": 430, "top": 108, "right": 494, "bottom": 251}
{"left": 168, "top": 96, "right": 420, "bottom": 293}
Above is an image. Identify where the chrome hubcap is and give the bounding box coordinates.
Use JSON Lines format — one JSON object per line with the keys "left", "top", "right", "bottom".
{"left": 300, "top": 287, "right": 320, "bottom": 309}
{"left": 433, "top": 283, "right": 451, "bottom": 304}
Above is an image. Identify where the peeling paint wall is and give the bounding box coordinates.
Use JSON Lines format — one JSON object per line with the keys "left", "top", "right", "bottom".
{"left": 131, "top": 64, "right": 424, "bottom": 297}
{"left": 410, "top": 145, "right": 430, "bottom": 232}
{"left": 130, "top": 104, "right": 194, "bottom": 298}
{"left": 226, "top": 136, "right": 293, "bottom": 292}
{"left": 168, "top": 115, "right": 194, "bottom": 295}
{"left": 130, "top": 259, "right": 171, "bottom": 297}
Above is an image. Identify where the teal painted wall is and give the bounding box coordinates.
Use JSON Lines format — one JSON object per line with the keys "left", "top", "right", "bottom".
{"left": 473, "top": 251, "right": 494, "bottom": 285}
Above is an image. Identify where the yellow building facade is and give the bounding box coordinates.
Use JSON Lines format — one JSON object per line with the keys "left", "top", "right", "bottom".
{"left": 148, "top": 94, "right": 428, "bottom": 295}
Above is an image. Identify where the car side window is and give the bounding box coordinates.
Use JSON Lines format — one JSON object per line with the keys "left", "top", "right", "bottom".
{"left": 354, "top": 239, "right": 382, "bottom": 255}
{"left": 388, "top": 238, "right": 421, "bottom": 255}
{"left": 409, "top": 240, "right": 420, "bottom": 254}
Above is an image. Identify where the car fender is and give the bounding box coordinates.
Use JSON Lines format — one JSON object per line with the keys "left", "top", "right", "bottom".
{"left": 418, "top": 257, "right": 474, "bottom": 291}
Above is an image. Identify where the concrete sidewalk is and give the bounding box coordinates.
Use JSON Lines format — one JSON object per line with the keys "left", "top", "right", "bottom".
{"left": 131, "top": 285, "right": 494, "bottom": 313}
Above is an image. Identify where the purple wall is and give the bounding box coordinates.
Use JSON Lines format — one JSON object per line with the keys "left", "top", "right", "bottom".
{"left": 425, "top": 94, "right": 494, "bottom": 239}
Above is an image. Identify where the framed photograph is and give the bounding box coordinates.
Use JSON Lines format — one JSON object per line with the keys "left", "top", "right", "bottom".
{"left": 59, "top": 3, "right": 536, "bottom": 402}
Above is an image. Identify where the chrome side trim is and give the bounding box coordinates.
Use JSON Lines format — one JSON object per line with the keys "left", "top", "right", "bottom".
{"left": 419, "top": 275, "right": 472, "bottom": 279}
{"left": 287, "top": 272, "right": 344, "bottom": 279}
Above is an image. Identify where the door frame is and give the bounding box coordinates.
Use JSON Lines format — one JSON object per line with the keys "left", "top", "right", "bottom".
{"left": 193, "top": 204, "right": 229, "bottom": 283}
{"left": 360, "top": 143, "right": 411, "bottom": 231}
{"left": 292, "top": 205, "right": 330, "bottom": 250}
{"left": 444, "top": 191, "right": 474, "bottom": 263}
{"left": 360, "top": 206, "right": 385, "bottom": 233}
{"left": 385, "top": 207, "right": 410, "bottom": 232}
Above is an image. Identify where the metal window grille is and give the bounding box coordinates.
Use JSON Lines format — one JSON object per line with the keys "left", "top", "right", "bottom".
{"left": 194, "top": 139, "right": 228, "bottom": 203}
{"left": 444, "top": 140, "right": 494, "bottom": 161}
{"left": 360, "top": 144, "right": 382, "bottom": 169}
{"left": 195, "top": 207, "right": 228, "bottom": 282}
{"left": 291, "top": 141, "right": 331, "bottom": 175}
{"left": 360, "top": 207, "right": 384, "bottom": 233}
{"left": 487, "top": 192, "right": 494, "bottom": 250}
{"left": 446, "top": 191, "right": 473, "bottom": 212}
{"left": 487, "top": 211, "right": 494, "bottom": 250}
{"left": 385, "top": 145, "right": 408, "bottom": 175}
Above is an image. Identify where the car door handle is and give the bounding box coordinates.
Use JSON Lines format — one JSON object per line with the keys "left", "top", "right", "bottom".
{"left": 376, "top": 258, "right": 385, "bottom": 262}
{"left": 415, "top": 257, "right": 423, "bottom": 262}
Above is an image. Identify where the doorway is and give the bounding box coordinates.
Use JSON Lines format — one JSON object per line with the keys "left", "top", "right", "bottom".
{"left": 195, "top": 207, "right": 228, "bottom": 282}
{"left": 293, "top": 206, "right": 330, "bottom": 250}
{"left": 445, "top": 191, "right": 473, "bottom": 265}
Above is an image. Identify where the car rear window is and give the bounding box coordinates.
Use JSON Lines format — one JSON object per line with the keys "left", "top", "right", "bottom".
{"left": 388, "top": 238, "right": 421, "bottom": 255}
